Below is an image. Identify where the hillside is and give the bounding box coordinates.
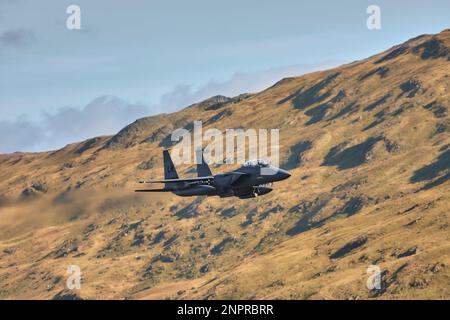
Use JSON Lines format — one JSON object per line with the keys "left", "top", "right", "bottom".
{"left": 0, "top": 30, "right": 449, "bottom": 300}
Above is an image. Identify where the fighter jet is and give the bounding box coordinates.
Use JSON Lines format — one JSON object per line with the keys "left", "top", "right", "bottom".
{"left": 135, "top": 149, "right": 290, "bottom": 199}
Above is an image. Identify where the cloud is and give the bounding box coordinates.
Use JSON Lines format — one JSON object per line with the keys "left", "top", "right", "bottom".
{"left": 154, "top": 62, "right": 341, "bottom": 112}
{"left": 0, "top": 117, "right": 45, "bottom": 153}
{"left": 0, "top": 29, "right": 36, "bottom": 48}
{"left": 41, "top": 95, "right": 149, "bottom": 145}
{"left": 0, "top": 62, "right": 343, "bottom": 153}
{"left": 0, "top": 96, "right": 151, "bottom": 153}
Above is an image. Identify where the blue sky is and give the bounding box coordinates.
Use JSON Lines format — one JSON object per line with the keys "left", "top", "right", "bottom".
{"left": 0, "top": 0, "right": 449, "bottom": 152}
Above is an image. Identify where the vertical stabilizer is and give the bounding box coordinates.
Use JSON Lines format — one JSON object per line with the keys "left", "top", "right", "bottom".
{"left": 163, "top": 150, "right": 179, "bottom": 184}
{"left": 196, "top": 148, "right": 213, "bottom": 177}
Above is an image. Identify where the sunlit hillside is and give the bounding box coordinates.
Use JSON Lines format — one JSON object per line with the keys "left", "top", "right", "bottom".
{"left": 0, "top": 29, "right": 449, "bottom": 300}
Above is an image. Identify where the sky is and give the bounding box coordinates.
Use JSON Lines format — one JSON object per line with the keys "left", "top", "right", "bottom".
{"left": 0, "top": 0, "right": 449, "bottom": 153}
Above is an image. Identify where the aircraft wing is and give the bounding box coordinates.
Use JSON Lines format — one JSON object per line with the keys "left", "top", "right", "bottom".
{"left": 139, "top": 176, "right": 214, "bottom": 184}
{"left": 135, "top": 188, "right": 171, "bottom": 192}
{"left": 228, "top": 171, "right": 250, "bottom": 185}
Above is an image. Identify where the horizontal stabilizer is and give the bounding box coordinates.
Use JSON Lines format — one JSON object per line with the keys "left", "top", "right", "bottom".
{"left": 139, "top": 176, "right": 214, "bottom": 184}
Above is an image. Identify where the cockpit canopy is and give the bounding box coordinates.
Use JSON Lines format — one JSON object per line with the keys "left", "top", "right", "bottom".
{"left": 243, "top": 159, "right": 270, "bottom": 167}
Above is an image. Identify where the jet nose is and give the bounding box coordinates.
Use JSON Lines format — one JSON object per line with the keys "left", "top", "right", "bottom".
{"left": 276, "top": 168, "right": 291, "bottom": 181}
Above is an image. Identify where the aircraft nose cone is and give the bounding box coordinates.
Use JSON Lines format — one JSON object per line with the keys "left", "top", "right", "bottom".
{"left": 277, "top": 169, "right": 291, "bottom": 181}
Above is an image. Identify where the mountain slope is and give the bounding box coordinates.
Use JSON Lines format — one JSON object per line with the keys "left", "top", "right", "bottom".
{"left": 0, "top": 30, "right": 449, "bottom": 300}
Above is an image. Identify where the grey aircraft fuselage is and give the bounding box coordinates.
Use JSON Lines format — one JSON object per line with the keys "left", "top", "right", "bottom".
{"left": 136, "top": 150, "right": 291, "bottom": 199}
{"left": 173, "top": 163, "right": 291, "bottom": 198}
